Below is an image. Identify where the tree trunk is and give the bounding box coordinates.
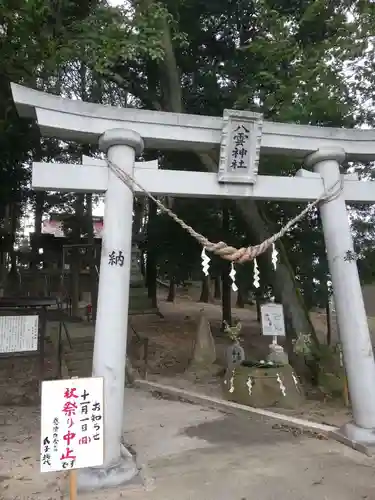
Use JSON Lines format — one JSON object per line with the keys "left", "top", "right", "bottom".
{"left": 146, "top": 199, "right": 157, "bottom": 308}
{"left": 221, "top": 204, "right": 232, "bottom": 326}
{"left": 71, "top": 194, "right": 84, "bottom": 317}
{"left": 236, "top": 288, "right": 245, "bottom": 308}
{"left": 0, "top": 251, "right": 6, "bottom": 291}
{"left": 34, "top": 193, "right": 44, "bottom": 231}
{"left": 85, "top": 193, "right": 98, "bottom": 321}
{"left": 32, "top": 193, "right": 44, "bottom": 270}
{"left": 222, "top": 268, "right": 232, "bottom": 326}
{"left": 140, "top": 251, "right": 146, "bottom": 276}
{"left": 256, "top": 297, "right": 262, "bottom": 322}
{"left": 214, "top": 276, "right": 221, "bottom": 299}
{"left": 167, "top": 278, "right": 175, "bottom": 302}
{"left": 200, "top": 153, "right": 316, "bottom": 341}
{"left": 133, "top": 198, "right": 145, "bottom": 238}
{"left": 284, "top": 307, "right": 312, "bottom": 380}
{"left": 31, "top": 131, "right": 45, "bottom": 275}
{"left": 70, "top": 256, "right": 80, "bottom": 316}
{"left": 6, "top": 203, "right": 21, "bottom": 296}
{"left": 0, "top": 204, "right": 11, "bottom": 288}
{"left": 138, "top": 1, "right": 315, "bottom": 343}
{"left": 199, "top": 277, "right": 210, "bottom": 303}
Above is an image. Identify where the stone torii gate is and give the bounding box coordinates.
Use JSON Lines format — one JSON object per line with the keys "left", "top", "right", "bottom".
{"left": 11, "top": 83, "right": 375, "bottom": 489}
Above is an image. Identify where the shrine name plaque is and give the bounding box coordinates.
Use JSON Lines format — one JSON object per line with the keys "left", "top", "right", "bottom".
{"left": 0, "top": 315, "right": 39, "bottom": 354}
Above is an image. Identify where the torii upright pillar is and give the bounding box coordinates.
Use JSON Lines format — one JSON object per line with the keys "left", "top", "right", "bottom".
{"left": 11, "top": 81, "right": 375, "bottom": 461}
{"left": 306, "top": 147, "right": 375, "bottom": 450}
{"left": 78, "top": 129, "right": 143, "bottom": 490}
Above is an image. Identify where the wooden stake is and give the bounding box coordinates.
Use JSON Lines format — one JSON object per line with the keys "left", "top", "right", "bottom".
{"left": 69, "top": 469, "right": 77, "bottom": 500}
{"left": 69, "top": 376, "right": 78, "bottom": 500}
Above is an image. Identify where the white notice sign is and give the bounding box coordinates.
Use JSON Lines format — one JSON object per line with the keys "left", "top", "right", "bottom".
{"left": 40, "top": 377, "right": 104, "bottom": 472}
{"left": 260, "top": 303, "right": 285, "bottom": 337}
{"left": 0, "top": 315, "right": 38, "bottom": 353}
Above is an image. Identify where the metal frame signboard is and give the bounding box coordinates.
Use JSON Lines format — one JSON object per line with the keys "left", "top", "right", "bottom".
{"left": 0, "top": 313, "right": 39, "bottom": 354}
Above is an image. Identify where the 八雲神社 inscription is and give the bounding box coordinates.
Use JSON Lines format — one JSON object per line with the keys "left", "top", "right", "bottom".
{"left": 230, "top": 124, "right": 250, "bottom": 170}
{"left": 218, "top": 109, "right": 263, "bottom": 184}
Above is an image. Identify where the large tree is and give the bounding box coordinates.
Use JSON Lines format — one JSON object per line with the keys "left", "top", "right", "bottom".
{"left": 96, "top": 0, "right": 368, "bottom": 341}
{"left": 3, "top": 0, "right": 375, "bottom": 339}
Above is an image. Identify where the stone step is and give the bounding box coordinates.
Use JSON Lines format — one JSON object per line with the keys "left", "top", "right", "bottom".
{"left": 67, "top": 366, "right": 92, "bottom": 378}
{"left": 61, "top": 334, "right": 94, "bottom": 377}
{"left": 64, "top": 337, "right": 94, "bottom": 346}
{"left": 64, "top": 344, "right": 93, "bottom": 354}
{"left": 65, "top": 358, "right": 93, "bottom": 377}
{"left": 64, "top": 348, "right": 93, "bottom": 361}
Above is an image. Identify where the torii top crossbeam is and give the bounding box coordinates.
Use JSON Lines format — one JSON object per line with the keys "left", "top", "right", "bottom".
{"left": 10, "top": 82, "right": 375, "bottom": 476}
{"left": 11, "top": 83, "right": 375, "bottom": 161}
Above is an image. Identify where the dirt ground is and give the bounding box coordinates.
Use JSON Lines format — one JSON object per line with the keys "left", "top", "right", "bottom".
{"left": 0, "top": 287, "right": 369, "bottom": 499}
{"left": 0, "top": 340, "right": 60, "bottom": 406}
{"left": 128, "top": 288, "right": 351, "bottom": 428}
{"left": 0, "top": 286, "right": 354, "bottom": 499}
{"left": 1, "top": 389, "right": 375, "bottom": 500}
{"left": 0, "top": 286, "right": 351, "bottom": 425}
{"left": 0, "top": 405, "right": 65, "bottom": 499}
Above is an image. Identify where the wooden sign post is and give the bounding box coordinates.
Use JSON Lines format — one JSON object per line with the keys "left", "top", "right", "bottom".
{"left": 40, "top": 377, "right": 104, "bottom": 497}
{"left": 69, "top": 468, "right": 77, "bottom": 500}
{"left": 260, "top": 303, "right": 288, "bottom": 364}
{"left": 260, "top": 302, "right": 286, "bottom": 343}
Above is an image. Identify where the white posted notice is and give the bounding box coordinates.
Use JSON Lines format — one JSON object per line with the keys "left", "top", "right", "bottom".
{"left": 260, "top": 303, "right": 286, "bottom": 337}
{"left": 0, "top": 315, "right": 38, "bottom": 353}
{"left": 40, "top": 377, "right": 104, "bottom": 472}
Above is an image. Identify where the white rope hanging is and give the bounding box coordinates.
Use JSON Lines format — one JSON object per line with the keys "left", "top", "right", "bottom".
{"left": 271, "top": 243, "right": 278, "bottom": 270}
{"left": 201, "top": 248, "right": 210, "bottom": 276}
{"left": 229, "top": 263, "right": 238, "bottom": 291}
{"left": 253, "top": 258, "right": 260, "bottom": 288}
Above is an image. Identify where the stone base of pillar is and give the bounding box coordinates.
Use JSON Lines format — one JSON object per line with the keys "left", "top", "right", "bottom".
{"left": 77, "top": 445, "right": 139, "bottom": 492}
{"left": 330, "top": 422, "right": 375, "bottom": 456}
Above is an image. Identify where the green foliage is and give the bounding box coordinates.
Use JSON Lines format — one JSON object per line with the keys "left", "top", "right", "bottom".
{"left": 293, "top": 332, "right": 347, "bottom": 397}
{"left": 293, "top": 333, "right": 315, "bottom": 360}
{"left": 2, "top": 0, "right": 375, "bottom": 314}
{"left": 223, "top": 321, "right": 242, "bottom": 343}
{"left": 0, "top": 0, "right": 169, "bottom": 255}
{"left": 72, "top": 2, "right": 168, "bottom": 76}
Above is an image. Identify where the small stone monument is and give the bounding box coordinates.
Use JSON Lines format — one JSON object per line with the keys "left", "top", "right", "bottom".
{"left": 260, "top": 302, "right": 289, "bottom": 364}
{"left": 222, "top": 361, "right": 303, "bottom": 409}
{"left": 224, "top": 321, "right": 245, "bottom": 368}
{"left": 226, "top": 342, "right": 245, "bottom": 368}
{"left": 188, "top": 310, "right": 216, "bottom": 375}
{"left": 221, "top": 304, "right": 304, "bottom": 409}
{"left": 267, "top": 341, "right": 289, "bottom": 365}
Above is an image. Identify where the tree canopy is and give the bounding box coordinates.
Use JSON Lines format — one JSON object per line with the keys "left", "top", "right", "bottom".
{"left": 1, "top": 0, "right": 375, "bottom": 336}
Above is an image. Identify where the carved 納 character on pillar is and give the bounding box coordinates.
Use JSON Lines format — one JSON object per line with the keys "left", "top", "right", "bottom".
{"left": 108, "top": 250, "right": 125, "bottom": 267}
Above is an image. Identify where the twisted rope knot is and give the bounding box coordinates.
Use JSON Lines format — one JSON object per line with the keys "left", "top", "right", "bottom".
{"left": 204, "top": 241, "right": 268, "bottom": 262}
{"left": 106, "top": 158, "right": 343, "bottom": 264}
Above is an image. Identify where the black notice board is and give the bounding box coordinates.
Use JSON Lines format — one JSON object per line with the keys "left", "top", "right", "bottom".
{"left": 0, "top": 297, "right": 58, "bottom": 382}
